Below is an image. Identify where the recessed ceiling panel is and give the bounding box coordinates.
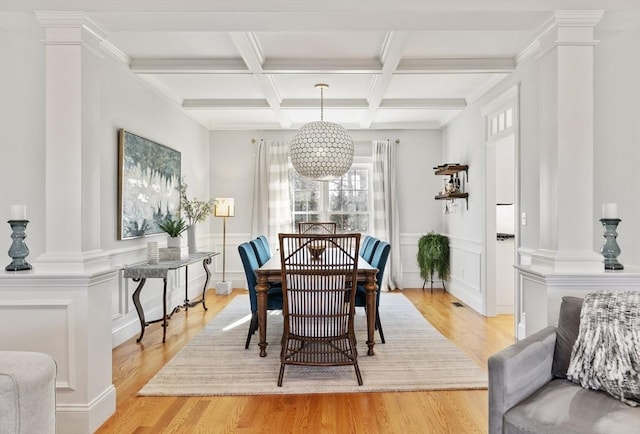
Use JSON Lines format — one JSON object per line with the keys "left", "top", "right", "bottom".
{"left": 256, "top": 31, "right": 385, "bottom": 59}
{"left": 386, "top": 73, "right": 507, "bottom": 99}
{"left": 108, "top": 31, "right": 239, "bottom": 58}
{"left": 372, "top": 108, "right": 458, "bottom": 126}
{"left": 272, "top": 74, "right": 376, "bottom": 99}
{"left": 284, "top": 107, "right": 367, "bottom": 127}
{"left": 149, "top": 74, "right": 262, "bottom": 99}
{"left": 188, "top": 108, "right": 281, "bottom": 129}
{"left": 405, "top": 31, "right": 534, "bottom": 58}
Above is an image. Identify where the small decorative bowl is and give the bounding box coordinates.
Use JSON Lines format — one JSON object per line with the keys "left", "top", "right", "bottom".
{"left": 308, "top": 244, "right": 326, "bottom": 260}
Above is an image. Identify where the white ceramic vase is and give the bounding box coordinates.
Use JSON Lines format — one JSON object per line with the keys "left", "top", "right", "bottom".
{"left": 187, "top": 225, "right": 197, "bottom": 254}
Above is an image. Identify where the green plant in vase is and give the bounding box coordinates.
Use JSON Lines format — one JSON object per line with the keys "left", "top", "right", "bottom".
{"left": 417, "top": 232, "right": 450, "bottom": 293}
{"left": 158, "top": 217, "right": 187, "bottom": 248}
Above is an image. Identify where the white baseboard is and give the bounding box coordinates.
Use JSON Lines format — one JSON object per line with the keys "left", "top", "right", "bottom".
{"left": 56, "top": 385, "right": 116, "bottom": 434}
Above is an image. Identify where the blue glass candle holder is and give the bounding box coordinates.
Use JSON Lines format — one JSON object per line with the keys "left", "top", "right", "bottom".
{"left": 6, "top": 220, "right": 32, "bottom": 271}
{"left": 599, "top": 218, "right": 623, "bottom": 270}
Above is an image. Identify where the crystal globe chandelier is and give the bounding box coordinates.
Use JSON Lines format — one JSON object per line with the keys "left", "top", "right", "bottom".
{"left": 290, "top": 83, "right": 354, "bottom": 181}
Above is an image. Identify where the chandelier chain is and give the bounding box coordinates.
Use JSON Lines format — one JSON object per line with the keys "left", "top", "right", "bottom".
{"left": 320, "top": 85, "right": 324, "bottom": 121}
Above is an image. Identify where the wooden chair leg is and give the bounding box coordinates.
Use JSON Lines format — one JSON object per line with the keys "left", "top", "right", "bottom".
{"left": 245, "top": 312, "right": 258, "bottom": 349}
{"left": 376, "top": 310, "right": 385, "bottom": 344}
{"left": 277, "top": 364, "right": 286, "bottom": 386}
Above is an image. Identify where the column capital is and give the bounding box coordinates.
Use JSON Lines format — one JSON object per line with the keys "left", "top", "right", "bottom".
{"left": 533, "top": 10, "right": 604, "bottom": 59}
{"left": 35, "top": 11, "right": 130, "bottom": 64}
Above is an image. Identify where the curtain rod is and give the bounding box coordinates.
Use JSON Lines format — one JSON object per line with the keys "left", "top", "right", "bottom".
{"left": 251, "top": 138, "right": 400, "bottom": 144}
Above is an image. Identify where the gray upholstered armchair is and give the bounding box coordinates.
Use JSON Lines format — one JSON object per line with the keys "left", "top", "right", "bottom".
{"left": 488, "top": 296, "right": 640, "bottom": 434}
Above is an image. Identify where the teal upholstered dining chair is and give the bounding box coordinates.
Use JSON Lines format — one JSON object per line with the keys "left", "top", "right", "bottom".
{"left": 359, "top": 235, "right": 374, "bottom": 257}
{"left": 250, "top": 237, "right": 270, "bottom": 266}
{"left": 258, "top": 235, "right": 271, "bottom": 256}
{"left": 238, "top": 242, "right": 283, "bottom": 349}
{"left": 360, "top": 236, "right": 380, "bottom": 263}
{"left": 355, "top": 241, "right": 391, "bottom": 343}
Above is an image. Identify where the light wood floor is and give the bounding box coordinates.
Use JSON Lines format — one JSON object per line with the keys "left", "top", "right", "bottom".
{"left": 96, "top": 287, "right": 514, "bottom": 434}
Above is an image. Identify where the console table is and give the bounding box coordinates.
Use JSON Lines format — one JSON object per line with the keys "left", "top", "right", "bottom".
{"left": 123, "top": 251, "right": 219, "bottom": 343}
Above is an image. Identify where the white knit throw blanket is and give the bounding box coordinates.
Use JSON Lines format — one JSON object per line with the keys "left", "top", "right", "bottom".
{"left": 567, "top": 291, "right": 640, "bottom": 406}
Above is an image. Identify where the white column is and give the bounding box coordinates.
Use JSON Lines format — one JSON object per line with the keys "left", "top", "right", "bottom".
{"left": 21, "top": 12, "right": 118, "bottom": 433}
{"left": 532, "top": 10, "right": 604, "bottom": 271}
{"left": 35, "top": 12, "right": 109, "bottom": 274}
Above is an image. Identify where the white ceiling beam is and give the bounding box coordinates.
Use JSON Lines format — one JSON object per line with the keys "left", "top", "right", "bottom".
{"left": 229, "top": 31, "right": 292, "bottom": 128}
{"left": 281, "top": 98, "right": 369, "bottom": 108}
{"left": 183, "top": 99, "right": 270, "bottom": 109}
{"left": 130, "top": 58, "right": 249, "bottom": 74}
{"left": 361, "top": 30, "right": 411, "bottom": 128}
{"left": 396, "top": 58, "right": 515, "bottom": 74}
{"left": 263, "top": 59, "right": 382, "bottom": 74}
{"left": 379, "top": 98, "right": 466, "bottom": 109}
{"left": 182, "top": 97, "right": 463, "bottom": 110}
{"left": 129, "top": 56, "right": 514, "bottom": 75}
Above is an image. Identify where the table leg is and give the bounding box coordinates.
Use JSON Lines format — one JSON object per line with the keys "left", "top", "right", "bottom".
{"left": 183, "top": 266, "right": 190, "bottom": 310}
{"left": 132, "top": 278, "right": 147, "bottom": 343}
{"left": 200, "top": 256, "right": 212, "bottom": 311}
{"left": 255, "top": 274, "right": 270, "bottom": 357}
{"left": 364, "top": 269, "right": 378, "bottom": 356}
{"left": 162, "top": 277, "right": 168, "bottom": 343}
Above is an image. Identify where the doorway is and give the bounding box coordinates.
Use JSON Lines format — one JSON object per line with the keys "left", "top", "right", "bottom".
{"left": 482, "top": 86, "right": 519, "bottom": 318}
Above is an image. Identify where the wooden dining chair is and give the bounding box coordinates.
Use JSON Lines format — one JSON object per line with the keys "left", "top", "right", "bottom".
{"left": 297, "top": 221, "right": 337, "bottom": 234}
{"left": 277, "top": 233, "right": 362, "bottom": 386}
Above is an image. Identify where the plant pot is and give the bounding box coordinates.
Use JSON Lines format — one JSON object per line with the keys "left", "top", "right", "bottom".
{"left": 167, "top": 236, "right": 181, "bottom": 248}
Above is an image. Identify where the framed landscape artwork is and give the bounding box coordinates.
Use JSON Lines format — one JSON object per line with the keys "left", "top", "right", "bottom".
{"left": 117, "top": 129, "right": 181, "bottom": 240}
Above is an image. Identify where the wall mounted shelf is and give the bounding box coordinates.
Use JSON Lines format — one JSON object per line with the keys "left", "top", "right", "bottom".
{"left": 434, "top": 164, "right": 469, "bottom": 210}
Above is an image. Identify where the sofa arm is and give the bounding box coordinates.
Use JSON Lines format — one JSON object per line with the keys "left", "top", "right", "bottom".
{"left": 488, "top": 326, "right": 556, "bottom": 434}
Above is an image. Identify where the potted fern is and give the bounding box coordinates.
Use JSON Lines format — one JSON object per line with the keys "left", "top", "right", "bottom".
{"left": 417, "top": 232, "right": 450, "bottom": 293}
{"left": 158, "top": 217, "right": 187, "bottom": 248}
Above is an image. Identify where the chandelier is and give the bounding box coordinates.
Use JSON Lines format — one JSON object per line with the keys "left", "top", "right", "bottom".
{"left": 290, "top": 83, "right": 354, "bottom": 181}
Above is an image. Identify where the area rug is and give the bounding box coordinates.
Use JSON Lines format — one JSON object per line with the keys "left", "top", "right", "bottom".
{"left": 138, "top": 293, "right": 487, "bottom": 396}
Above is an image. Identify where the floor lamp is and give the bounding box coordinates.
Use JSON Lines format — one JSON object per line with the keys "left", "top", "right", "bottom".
{"left": 214, "top": 197, "right": 235, "bottom": 294}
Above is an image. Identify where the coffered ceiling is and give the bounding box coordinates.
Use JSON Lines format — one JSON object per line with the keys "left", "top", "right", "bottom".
{"left": 5, "top": 1, "right": 635, "bottom": 130}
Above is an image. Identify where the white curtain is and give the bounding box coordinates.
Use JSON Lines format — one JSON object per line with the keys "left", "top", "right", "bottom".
{"left": 251, "top": 140, "right": 292, "bottom": 245}
{"left": 372, "top": 139, "right": 403, "bottom": 290}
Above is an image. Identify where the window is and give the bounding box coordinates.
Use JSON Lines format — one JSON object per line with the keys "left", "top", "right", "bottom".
{"left": 290, "top": 163, "right": 372, "bottom": 233}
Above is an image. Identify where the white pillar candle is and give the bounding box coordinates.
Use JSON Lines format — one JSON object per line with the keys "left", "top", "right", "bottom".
{"left": 10, "top": 204, "right": 26, "bottom": 220}
{"left": 602, "top": 203, "right": 618, "bottom": 219}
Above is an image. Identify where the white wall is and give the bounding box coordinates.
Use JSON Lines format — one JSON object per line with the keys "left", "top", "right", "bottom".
{"left": 0, "top": 13, "right": 46, "bottom": 257}
{"left": 208, "top": 129, "right": 443, "bottom": 289}
{"left": 593, "top": 11, "right": 640, "bottom": 267}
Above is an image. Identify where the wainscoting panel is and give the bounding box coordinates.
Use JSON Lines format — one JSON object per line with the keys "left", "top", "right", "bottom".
{"left": 447, "top": 235, "right": 483, "bottom": 313}
{"left": 0, "top": 299, "right": 76, "bottom": 390}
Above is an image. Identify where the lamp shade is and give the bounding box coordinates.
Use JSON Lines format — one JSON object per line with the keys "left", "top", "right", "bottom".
{"left": 290, "top": 120, "right": 354, "bottom": 181}
{"left": 214, "top": 198, "right": 235, "bottom": 217}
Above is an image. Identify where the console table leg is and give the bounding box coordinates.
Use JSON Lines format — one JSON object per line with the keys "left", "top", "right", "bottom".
{"left": 132, "top": 278, "right": 147, "bottom": 343}
{"left": 200, "top": 256, "right": 212, "bottom": 311}
{"left": 162, "top": 278, "right": 168, "bottom": 343}
{"left": 183, "top": 266, "right": 190, "bottom": 310}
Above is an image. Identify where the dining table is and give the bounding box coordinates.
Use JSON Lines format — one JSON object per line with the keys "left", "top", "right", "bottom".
{"left": 254, "top": 252, "right": 379, "bottom": 358}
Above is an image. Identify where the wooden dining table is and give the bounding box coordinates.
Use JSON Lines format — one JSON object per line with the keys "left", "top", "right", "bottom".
{"left": 254, "top": 253, "right": 379, "bottom": 358}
